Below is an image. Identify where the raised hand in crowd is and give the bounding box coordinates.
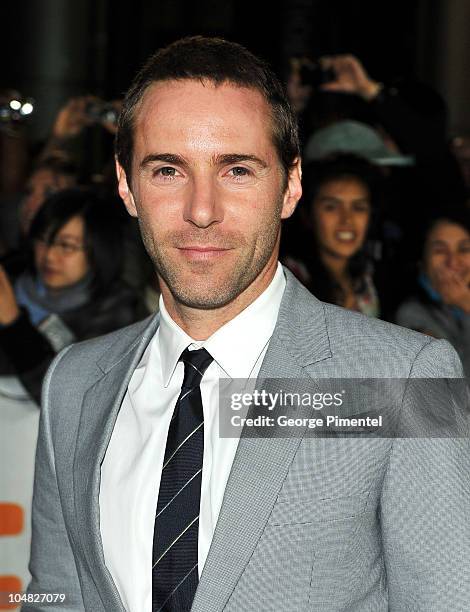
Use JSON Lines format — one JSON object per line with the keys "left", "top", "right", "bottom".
{"left": 430, "top": 266, "right": 470, "bottom": 312}
{"left": 51, "top": 96, "right": 94, "bottom": 140}
{"left": 42, "top": 96, "right": 122, "bottom": 161}
{"left": 319, "top": 54, "right": 382, "bottom": 101}
{"left": 50, "top": 96, "right": 122, "bottom": 138}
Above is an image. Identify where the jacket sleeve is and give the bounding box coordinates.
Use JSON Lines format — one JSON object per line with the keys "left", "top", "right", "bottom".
{"left": 0, "top": 310, "right": 79, "bottom": 405}
{"left": 380, "top": 338, "right": 470, "bottom": 610}
{"left": 22, "top": 347, "right": 85, "bottom": 612}
{"left": 0, "top": 311, "right": 56, "bottom": 405}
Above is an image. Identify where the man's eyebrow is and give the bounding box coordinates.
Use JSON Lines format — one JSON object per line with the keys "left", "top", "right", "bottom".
{"left": 140, "top": 153, "right": 188, "bottom": 169}
{"left": 213, "top": 153, "right": 268, "bottom": 168}
{"left": 139, "top": 152, "right": 268, "bottom": 170}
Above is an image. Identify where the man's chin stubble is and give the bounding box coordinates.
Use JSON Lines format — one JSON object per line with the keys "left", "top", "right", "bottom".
{"left": 163, "top": 275, "right": 250, "bottom": 310}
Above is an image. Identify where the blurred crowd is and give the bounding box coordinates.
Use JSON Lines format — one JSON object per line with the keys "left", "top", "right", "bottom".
{"left": 2, "top": 52, "right": 470, "bottom": 405}
{"left": 0, "top": 94, "right": 156, "bottom": 404}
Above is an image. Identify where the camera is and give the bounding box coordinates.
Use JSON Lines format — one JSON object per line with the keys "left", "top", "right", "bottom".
{"left": 299, "top": 62, "right": 335, "bottom": 88}
{"left": 85, "top": 101, "right": 119, "bottom": 126}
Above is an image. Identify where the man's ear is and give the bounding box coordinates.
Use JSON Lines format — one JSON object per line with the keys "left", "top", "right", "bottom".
{"left": 281, "top": 157, "right": 302, "bottom": 220}
{"left": 116, "top": 158, "right": 138, "bottom": 218}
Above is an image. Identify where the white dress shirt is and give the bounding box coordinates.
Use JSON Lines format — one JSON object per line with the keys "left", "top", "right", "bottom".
{"left": 100, "top": 263, "right": 286, "bottom": 612}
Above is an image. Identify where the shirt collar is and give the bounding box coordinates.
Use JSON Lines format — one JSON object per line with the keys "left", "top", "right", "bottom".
{"left": 158, "top": 262, "right": 286, "bottom": 386}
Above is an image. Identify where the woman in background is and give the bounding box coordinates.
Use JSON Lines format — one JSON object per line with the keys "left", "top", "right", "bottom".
{"left": 283, "top": 154, "right": 381, "bottom": 317}
{"left": 0, "top": 188, "right": 148, "bottom": 404}
{"left": 396, "top": 209, "right": 470, "bottom": 375}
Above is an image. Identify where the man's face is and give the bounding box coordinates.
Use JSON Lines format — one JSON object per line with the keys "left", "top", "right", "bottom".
{"left": 117, "top": 80, "right": 301, "bottom": 310}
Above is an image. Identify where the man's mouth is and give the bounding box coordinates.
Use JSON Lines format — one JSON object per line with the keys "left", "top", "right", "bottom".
{"left": 177, "top": 246, "right": 231, "bottom": 260}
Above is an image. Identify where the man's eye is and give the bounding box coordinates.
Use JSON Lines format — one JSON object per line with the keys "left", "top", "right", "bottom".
{"left": 158, "top": 167, "right": 176, "bottom": 177}
{"left": 152, "top": 166, "right": 180, "bottom": 180}
{"left": 229, "top": 167, "right": 251, "bottom": 177}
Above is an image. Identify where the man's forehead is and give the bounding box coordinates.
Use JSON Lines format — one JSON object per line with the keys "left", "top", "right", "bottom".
{"left": 135, "top": 78, "right": 271, "bottom": 126}
{"left": 132, "top": 79, "right": 276, "bottom": 162}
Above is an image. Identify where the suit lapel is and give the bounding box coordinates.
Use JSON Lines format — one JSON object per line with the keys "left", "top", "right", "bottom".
{"left": 192, "top": 269, "right": 332, "bottom": 612}
{"left": 73, "top": 314, "right": 159, "bottom": 609}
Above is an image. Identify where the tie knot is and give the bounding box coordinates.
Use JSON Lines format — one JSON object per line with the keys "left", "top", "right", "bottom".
{"left": 179, "top": 347, "right": 213, "bottom": 388}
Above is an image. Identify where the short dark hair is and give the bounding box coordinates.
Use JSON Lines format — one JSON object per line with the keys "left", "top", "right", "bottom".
{"left": 29, "top": 188, "right": 125, "bottom": 295}
{"left": 115, "top": 36, "right": 299, "bottom": 183}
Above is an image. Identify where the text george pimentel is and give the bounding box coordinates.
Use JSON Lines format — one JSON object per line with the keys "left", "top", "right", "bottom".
{"left": 228, "top": 390, "right": 383, "bottom": 429}
{"left": 230, "top": 415, "right": 383, "bottom": 429}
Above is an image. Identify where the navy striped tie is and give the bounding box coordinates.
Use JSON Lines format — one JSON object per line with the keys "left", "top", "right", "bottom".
{"left": 152, "top": 347, "right": 213, "bottom": 612}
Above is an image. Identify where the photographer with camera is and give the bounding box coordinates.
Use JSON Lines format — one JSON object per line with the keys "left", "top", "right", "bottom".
{"left": 0, "top": 95, "right": 122, "bottom": 254}
{"left": 292, "top": 53, "right": 457, "bottom": 159}
{"left": 40, "top": 95, "right": 121, "bottom": 162}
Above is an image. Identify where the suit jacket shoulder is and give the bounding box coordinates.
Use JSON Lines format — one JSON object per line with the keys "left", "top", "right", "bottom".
{"left": 328, "top": 301, "right": 463, "bottom": 377}
{"left": 268, "top": 268, "right": 464, "bottom": 379}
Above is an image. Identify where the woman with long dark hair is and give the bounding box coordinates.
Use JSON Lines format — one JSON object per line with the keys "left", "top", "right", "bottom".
{"left": 283, "top": 154, "right": 381, "bottom": 316}
{"left": 396, "top": 208, "right": 470, "bottom": 375}
{"left": 0, "top": 188, "right": 147, "bottom": 404}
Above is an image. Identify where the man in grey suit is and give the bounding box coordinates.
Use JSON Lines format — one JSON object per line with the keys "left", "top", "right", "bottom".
{"left": 25, "top": 37, "right": 470, "bottom": 612}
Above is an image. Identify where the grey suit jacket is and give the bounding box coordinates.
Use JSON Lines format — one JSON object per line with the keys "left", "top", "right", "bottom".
{"left": 396, "top": 296, "right": 470, "bottom": 378}
{"left": 24, "top": 268, "right": 470, "bottom": 611}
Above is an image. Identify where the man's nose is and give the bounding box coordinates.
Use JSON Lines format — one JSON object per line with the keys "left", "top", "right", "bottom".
{"left": 183, "top": 175, "right": 223, "bottom": 228}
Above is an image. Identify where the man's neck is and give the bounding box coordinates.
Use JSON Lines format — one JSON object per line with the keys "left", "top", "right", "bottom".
{"left": 160, "top": 260, "right": 279, "bottom": 340}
